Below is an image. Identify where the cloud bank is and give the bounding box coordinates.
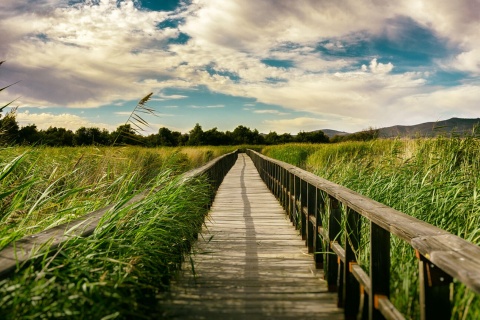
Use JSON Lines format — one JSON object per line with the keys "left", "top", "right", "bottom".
{"left": 1, "top": 0, "right": 479, "bottom": 132}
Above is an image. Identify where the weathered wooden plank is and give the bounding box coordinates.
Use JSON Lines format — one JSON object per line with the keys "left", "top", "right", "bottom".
{"left": 160, "top": 154, "right": 342, "bottom": 319}
{"left": 377, "top": 297, "right": 406, "bottom": 320}
{"left": 351, "top": 264, "right": 370, "bottom": 295}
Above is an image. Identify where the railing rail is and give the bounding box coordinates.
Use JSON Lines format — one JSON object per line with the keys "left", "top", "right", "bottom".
{"left": 0, "top": 150, "right": 238, "bottom": 279}
{"left": 246, "top": 149, "right": 480, "bottom": 320}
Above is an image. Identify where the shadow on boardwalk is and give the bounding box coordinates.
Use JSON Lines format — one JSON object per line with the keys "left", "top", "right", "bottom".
{"left": 159, "top": 154, "right": 343, "bottom": 319}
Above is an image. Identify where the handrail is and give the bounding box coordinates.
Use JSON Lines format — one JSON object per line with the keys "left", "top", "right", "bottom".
{"left": 0, "top": 150, "right": 238, "bottom": 279}
{"left": 246, "top": 149, "right": 480, "bottom": 320}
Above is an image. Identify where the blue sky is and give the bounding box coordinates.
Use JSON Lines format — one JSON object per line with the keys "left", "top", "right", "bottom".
{"left": 1, "top": 0, "right": 479, "bottom": 134}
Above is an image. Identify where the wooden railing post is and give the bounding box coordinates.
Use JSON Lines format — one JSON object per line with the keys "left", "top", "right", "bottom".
{"left": 244, "top": 150, "right": 480, "bottom": 320}
{"left": 370, "top": 222, "right": 390, "bottom": 320}
{"left": 417, "top": 252, "right": 453, "bottom": 320}
{"left": 294, "top": 175, "right": 301, "bottom": 228}
{"left": 306, "top": 184, "right": 315, "bottom": 253}
{"left": 300, "top": 179, "right": 307, "bottom": 240}
{"left": 261, "top": 159, "right": 272, "bottom": 185}
{"left": 282, "top": 168, "right": 288, "bottom": 211}
{"left": 315, "top": 189, "right": 324, "bottom": 269}
{"left": 328, "top": 196, "right": 342, "bottom": 293}
{"left": 344, "top": 208, "right": 361, "bottom": 319}
{"left": 288, "top": 172, "right": 294, "bottom": 223}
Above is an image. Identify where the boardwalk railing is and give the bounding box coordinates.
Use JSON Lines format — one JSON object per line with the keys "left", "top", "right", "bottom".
{"left": 246, "top": 149, "right": 480, "bottom": 320}
{"left": 0, "top": 150, "right": 238, "bottom": 279}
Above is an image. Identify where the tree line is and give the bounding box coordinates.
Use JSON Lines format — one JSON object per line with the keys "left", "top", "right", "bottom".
{"left": 0, "top": 111, "right": 331, "bottom": 146}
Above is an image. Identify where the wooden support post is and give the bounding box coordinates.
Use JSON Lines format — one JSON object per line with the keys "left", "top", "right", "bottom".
{"left": 300, "top": 179, "right": 307, "bottom": 240}
{"left": 272, "top": 164, "right": 280, "bottom": 199}
{"left": 314, "top": 189, "right": 324, "bottom": 269}
{"left": 369, "top": 222, "right": 390, "bottom": 320}
{"left": 359, "top": 285, "right": 369, "bottom": 320}
{"left": 306, "top": 184, "right": 315, "bottom": 253}
{"left": 280, "top": 167, "right": 285, "bottom": 209}
{"left": 294, "top": 175, "right": 300, "bottom": 228}
{"left": 327, "top": 196, "right": 341, "bottom": 292}
{"left": 262, "top": 159, "right": 272, "bottom": 182}
{"left": 338, "top": 255, "right": 344, "bottom": 307}
{"left": 288, "top": 172, "right": 294, "bottom": 221}
{"left": 344, "top": 208, "right": 361, "bottom": 319}
{"left": 417, "top": 251, "right": 453, "bottom": 320}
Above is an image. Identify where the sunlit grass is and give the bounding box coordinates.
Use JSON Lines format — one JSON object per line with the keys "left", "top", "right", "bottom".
{"left": 0, "top": 146, "right": 235, "bottom": 249}
{"left": 263, "top": 137, "right": 480, "bottom": 319}
{"left": 0, "top": 171, "right": 211, "bottom": 319}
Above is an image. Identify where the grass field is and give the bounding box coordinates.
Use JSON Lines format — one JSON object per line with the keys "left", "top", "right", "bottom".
{"left": 0, "top": 146, "right": 235, "bottom": 249}
{"left": 1, "top": 142, "right": 478, "bottom": 318}
{"left": 262, "top": 137, "right": 480, "bottom": 319}
{"left": 0, "top": 145, "right": 234, "bottom": 318}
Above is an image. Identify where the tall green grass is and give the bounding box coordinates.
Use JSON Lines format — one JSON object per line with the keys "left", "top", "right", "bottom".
{"left": 0, "top": 171, "right": 211, "bottom": 319}
{"left": 0, "top": 146, "right": 234, "bottom": 250}
{"left": 263, "top": 138, "right": 480, "bottom": 319}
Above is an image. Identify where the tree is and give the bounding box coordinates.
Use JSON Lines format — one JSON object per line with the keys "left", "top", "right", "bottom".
{"left": 203, "top": 127, "right": 229, "bottom": 145}
{"left": 18, "top": 124, "right": 39, "bottom": 145}
{"left": 43, "top": 127, "right": 75, "bottom": 146}
{"left": 0, "top": 108, "right": 19, "bottom": 145}
{"left": 156, "top": 127, "right": 178, "bottom": 146}
{"left": 295, "top": 130, "right": 329, "bottom": 143}
{"left": 187, "top": 123, "right": 204, "bottom": 146}
{"left": 264, "top": 131, "right": 279, "bottom": 145}
{"left": 278, "top": 133, "right": 294, "bottom": 144}
{"left": 111, "top": 124, "right": 143, "bottom": 145}
{"left": 331, "top": 127, "right": 379, "bottom": 142}
{"left": 0, "top": 61, "right": 20, "bottom": 146}
{"left": 75, "top": 127, "right": 111, "bottom": 146}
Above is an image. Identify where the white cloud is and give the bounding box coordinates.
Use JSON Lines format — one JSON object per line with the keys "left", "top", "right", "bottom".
{"left": 388, "top": 85, "right": 480, "bottom": 124}
{"left": 363, "top": 59, "right": 394, "bottom": 74}
{"left": 263, "top": 117, "right": 328, "bottom": 133}
{"left": 154, "top": 93, "right": 189, "bottom": 100}
{"left": 0, "top": 0, "right": 176, "bottom": 107}
{"left": 190, "top": 104, "right": 225, "bottom": 109}
{"left": 253, "top": 109, "right": 289, "bottom": 115}
{"left": 1, "top": 0, "right": 480, "bottom": 134}
{"left": 403, "top": 0, "right": 480, "bottom": 75}
{"left": 183, "top": 0, "right": 394, "bottom": 52}
{"left": 449, "top": 49, "right": 480, "bottom": 74}
{"left": 16, "top": 111, "right": 115, "bottom": 131}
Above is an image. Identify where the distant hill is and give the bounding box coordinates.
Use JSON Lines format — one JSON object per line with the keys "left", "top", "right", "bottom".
{"left": 319, "top": 129, "right": 350, "bottom": 138}
{"left": 377, "top": 117, "right": 480, "bottom": 138}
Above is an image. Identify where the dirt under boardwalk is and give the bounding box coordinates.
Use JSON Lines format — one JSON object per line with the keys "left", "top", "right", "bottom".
{"left": 160, "top": 153, "right": 343, "bottom": 320}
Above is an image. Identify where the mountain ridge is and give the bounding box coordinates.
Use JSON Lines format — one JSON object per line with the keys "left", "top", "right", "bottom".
{"left": 322, "top": 117, "right": 480, "bottom": 139}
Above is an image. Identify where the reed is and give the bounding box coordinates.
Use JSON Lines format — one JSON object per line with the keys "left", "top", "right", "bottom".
{"left": 0, "top": 146, "right": 234, "bottom": 249}
{"left": 263, "top": 136, "right": 480, "bottom": 319}
{"left": 0, "top": 171, "right": 211, "bottom": 318}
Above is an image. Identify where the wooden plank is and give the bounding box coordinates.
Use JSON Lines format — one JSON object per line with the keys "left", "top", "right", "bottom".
{"left": 377, "top": 296, "right": 406, "bottom": 320}
{"left": 351, "top": 264, "right": 370, "bottom": 295}
{"left": 160, "top": 154, "right": 342, "bottom": 319}
{"left": 331, "top": 242, "right": 345, "bottom": 262}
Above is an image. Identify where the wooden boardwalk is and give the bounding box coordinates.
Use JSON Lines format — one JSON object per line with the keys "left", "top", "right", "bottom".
{"left": 160, "top": 154, "right": 342, "bottom": 319}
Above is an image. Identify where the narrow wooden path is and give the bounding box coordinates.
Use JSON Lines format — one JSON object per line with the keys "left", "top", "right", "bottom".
{"left": 160, "top": 154, "right": 342, "bottom": 319}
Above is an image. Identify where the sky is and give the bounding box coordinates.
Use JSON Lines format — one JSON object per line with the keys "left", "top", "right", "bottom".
{"left": 0, "top": 0, "right": 479, "bottom": 134}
